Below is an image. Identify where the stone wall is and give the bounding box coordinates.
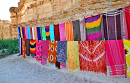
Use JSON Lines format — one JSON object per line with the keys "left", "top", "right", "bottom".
{"left": 9, "top": 0, "right": 130, "bottom": 38}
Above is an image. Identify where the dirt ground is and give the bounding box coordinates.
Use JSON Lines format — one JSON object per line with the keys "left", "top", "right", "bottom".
{"left": 0, "top": 54, "right": 130, "bottom": 83}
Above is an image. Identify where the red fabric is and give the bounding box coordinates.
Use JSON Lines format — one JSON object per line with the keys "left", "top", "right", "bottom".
{"left": 54, "top": 24, "right": 60, "bottom": 41}
{"left": 125, "top": 5, "right": 130, "bottom": 39}
{"left": 23, "top": 27, "right": 26, "bottom": 39}
{"left": 22, "top": 38, "right": 26, "bottom": 58}
{"left": 30, "top": 27, "right": 33, "bottom": 39}
{"left": 78, "top": 41, "right": 106, "bottom": 74}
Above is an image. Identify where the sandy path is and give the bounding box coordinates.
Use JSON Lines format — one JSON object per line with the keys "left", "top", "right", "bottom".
{"left": 0, "top": 54, "right": 130, "bottom": 83}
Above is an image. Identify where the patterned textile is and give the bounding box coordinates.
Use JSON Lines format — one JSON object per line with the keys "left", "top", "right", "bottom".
{"left": 54, "top": 24, "right": 60, "bottom": 41}
{"left": 57, "top": 41, "right": 67, "bottom": 68}
{"left": 37, "top": 27, "right": 41, "bottom": 40}
{"left": 78, "top": 41, "right": 106, "bottom": 73}
{"left": 59, "top": 23, "right": 66, "bottom": 41}
{"left": 45, "top": 26, "right": 50, "bottom": 40}
{"left": 32, "top": 27, "right": 35, "bottom": 39}
{"left": 85, "top": 14, "right": 102, "bottom": 40}
{"left": 65, "top": 21, "right": 74, "bottom": 41}
{"left": 49, "top": 25, "right": 55, "bottom": 41}
{"left": 80, "top": 19, "right": 86, "bottom": 41}
{"left": 125, "top": 5, "right": 130, "bottom": 39}
{"left": 102, "top": 8, "right": 123, "bottom": 40}
{"left": 41, "top": 41, "right": 49, "bottom": 65}
{"left": 123, "top": 40, "right": 130, "bottom": 78}
{"left": 35, "top": 40, "right": 42, "bottom": 61}
{"left": 27, "top": 27, "right": 31, "bottom": 39}
{"left": 30, "top": 27, "right": 33, "bottom": 39}
{"left": 34, "top": 27, "right": 38, "bottom": 40}
{"left": 26, "top": 39, "right": 30, "bottom": 56}
{"left": 30, "top": 40, "right": 36, "bottom": 57}
{"left": 67, "top": 41, "right": 80, "bottom": 71}
{"left": 106, "top": 40, "right": 126, "bottom": 78}
{"left": 72, "top": 20, "right": 81, "bottom": 41}
{"left": 48, "top": 41, "right": 57, "bottom": 63}
{"left": 40, "top": 26, "right": 46, "bottom": 40}
{"left": 22, "top": 38, "right": 26, "bottom": 58}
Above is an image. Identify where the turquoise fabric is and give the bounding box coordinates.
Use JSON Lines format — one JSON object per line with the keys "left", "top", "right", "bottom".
{"left": 49, "top": 25, "right": 55, "bottom": 41}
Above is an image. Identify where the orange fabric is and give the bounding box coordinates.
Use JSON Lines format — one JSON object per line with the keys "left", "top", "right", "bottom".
{"left": 65, "top": 21, "right": 74, "bottom": 41}
{"left": 22, "top": 38, "right": 26, "bottom": 58}
{"left": 34, "top": 27, "right": 38, "bottom": 40}
{"left": 48, "top": 41, "right": 57, "bottom": 63}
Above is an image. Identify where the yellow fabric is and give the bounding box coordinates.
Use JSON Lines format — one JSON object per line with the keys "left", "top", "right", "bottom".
{"left": 46, "top": 31, "right": 50, "bottom": 36}
{"left": 30, "top": 41, "right": 36, "bottom": 45}
{"left": 30, "top": 47, "right": 36, "bottom": 51}
{"left": 85, "top": 15, "right": 102, "bottom": 28}
{"left": 123, "top": 40, "right": 130, "bottom": 78}
{"left": 67, "top": 41, "right": 80, "bottom": 71}
{"left": 20, "top": 27, "right": 23, "bottom": 38}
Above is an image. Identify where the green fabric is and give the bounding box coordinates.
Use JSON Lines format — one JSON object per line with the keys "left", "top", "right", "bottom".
{"left": 86, "top": 24, "right": 101, "bottom": 34}
{"left": 46, "top": 36, "right": 50, "bottom": 40}
{"left": 41, "top": 26, "right": 46, "bottom": 40}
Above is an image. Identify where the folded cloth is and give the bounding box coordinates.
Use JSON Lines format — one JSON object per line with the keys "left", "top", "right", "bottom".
{"left": 35, "top": 40, "right": 42, "bottom": 61}
{"left": 30, "top": 40, "right": 36, "bottom": 57}
{"left": 102, "top": 8, "right": 123, "bottom": 40}
{"left": 22, "top": 38, "right": 26, "bottom": 58}
{"left": 49, "top": 25, "right": 55, "bottom": 41}
{"left": 41, "top": 41, "right": 49, "bottom": 65}
{"left": 45, "top": 26, "right": 50, "bottom": 40}
{"left": 85, "top": 14, "right": 102, "bottom": 40}
{"left": 80, "top": 19, "right": 86, "bottom": 41}
{"left": 72, "top": 20, "right": 81, "bottom": 41}
{"left": 40, "top": 26, "right": 46, "bottom": 40}
{"left": 78, "top": 41, "right": 106, "bottom": 74}
{"left": 106, "top": 40, "right": 126, "bottom": 78}
{"left": 123, "top": 40, "right": 130, "bottom": 78}
{"left": 59, "top": 23, "right": 66, "bottom": 41}
{"left": 26, "top": 39, "right": 30, "bottom": 56}
{"left": 54, "top": 24, "right": 60, "bottom": 41}
{"left": 37, "top": 27, "right": 41, "bottom": 40}
{"left": 65, "top": 21, "right": 74, "bottom": 41}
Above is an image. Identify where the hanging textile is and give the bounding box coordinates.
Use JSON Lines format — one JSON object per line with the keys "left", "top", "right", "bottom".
{"left": 30, "top": 27, "right": 33, "bottom": 39}
{"left": 124, "top": 10, "right": 128, "bottom": 39}
{"left": 54, "top": 24, "right": 60, "bottom": 41}
{"left": 49, "top": 25, "right": 55, "bottom": 41}
{"left": 59, "top": 23, "right": 66, "bottom": 41}
{"left": 23, "top": 27, "right": 27, "bottom": 39}
{"left": 55, "top": 59, "right": 60, "bottom": 69}
{"left": 57, "top": 41, "right": 67, "bottom": 68}
{"left": 80, "top": 19, "right": 86, "bottom": 41}
{"left": 45, "top": 26, "right": 50, "bottom": 40}
{"left": 123, "top": 40, "right": 130, "bottom": 78}
{"left": 35, "top": 40, "right": 42, "bottom": 61}
{"left": 30, "top": 40, "right": 36, "bottom": 57}
{"left": 78, "top": 41, "right": 106, "bottom": 73}
{"left": 41, "top": 41, "right": 49, "bottom": 65}
{"left": 19, "top": 37, "right": 22, "bottom": 54}
{"left": 26, "top": 39, "right": 30, "bottom": 56}
{"left": 22, "top": 38, "right": 26, "bottom": 58}
{"left": 25, "top": 27, "right": 28, "bottom": 39}
{"left": 102, "top": 8, "right": 123, "bottom": 40}
{"left": 20, "top": 27, "right": 23, "bottom": 38}
{"left": 22, "top": 27, "right": 25, "bottom": 38}
{"left": 85, "top": 14, "right": 102, "bottom": 40}
{"left": 48, "top": 41, "right": 57, "bottom": 63}
{"left": 65, "top": 21, "right": 74, "bottom": 41}
{"left": 67, "top": 41, "right": 80, "bottom": 71}
{"left": 18, "top": 26, "right": 21, "bottom": 38}
{"left": 37, "top": 27, "right": 41, "bottom": 40}
{"left": 32, "top": 27, "right": 35, "bottom": 40}
{"left": 106, "top": 40, "right": 126, "bottom": 78}
{"left": 34, "top": 27, "right": 38, "bottom": 40}
{"left": 72, "top": 20, "right": 81, "bottom": 41}
{"left": 27, "top": 27, "right": 31, "bottom": 39}
{"left": 40, "top": 26, "right": 46, "bottom": 40}
{"left": 125, "top": 5, "right": 130, "bottom": 39}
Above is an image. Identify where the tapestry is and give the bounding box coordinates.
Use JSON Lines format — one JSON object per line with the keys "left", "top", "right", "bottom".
{"left": 80, "top": 19, "right": 86, "bottom": 41}
{"left": 49, "top": 25, "right": 55, "bottom": 41}
{"left": 54, "top": 24, "right": 60, "bottom": 41}
{"left": 59, "top": 23, "right": 66, "bottom": 41}
{"left": 35, "top": 40, "right": 42, "bottom": 61}
{"left": 30, "top": 40, "right": 36, "bottom": 57}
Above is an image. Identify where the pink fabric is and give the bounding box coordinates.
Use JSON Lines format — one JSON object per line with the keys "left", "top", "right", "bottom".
{"left": 59, "top": 23, "right": 66, "bottom": 41}
{"left": 41, "top": 41, "right": 49, "bottom": 65}
{"left": 60, "top": 63, "right": 66, "bottom": 69}
{"left": 35, "top": 40, "right": 42, "bottom": 61}
{"left": 124, "top": 10, "right": 128, "bottom": 39}
{"left": 86, "top": 31, "right": 102, "bottom": 40}
{"left": 106, "top": 40, "right": 126, "bottom": 78}
{"left": 25, "top": 27, "right": 28, "bottom": 39}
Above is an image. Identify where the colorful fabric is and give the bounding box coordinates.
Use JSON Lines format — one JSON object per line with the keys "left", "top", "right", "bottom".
{"left": 59, "top": 23, "right": 66, "bottom": 41}
{"left": 41, "top": 41, "right": 49, "bottom": 65}
{"left": 48, "top": 41, "right": 57, "bottom": 63}
{"left": 34, "top": 27, "right": 38, "bottom": 40}
{"left": 54, "top": 24, "right": 60, "bottom": 41}
{"left": 80, "top": 19, "right": 86, "bottom": 41}
{"left": 45, "top": 26, "right": 50, "bottom": 40}
{"left": 22, "top": 38, "right": 26, "bottom": 58}
{"left": 30, "top": 27, "right": 33, "bottom": 39}
{"left": 32, "top": 27, "right": 35, "bottom": 39}
{"left": 55, "top": 60, "right": 60, "bottom": 69}
{"left": 72, "top": 20, "right": 81, "bottom": 41}
{"left": 26, "top": 39, "right": 30, "bottom": 56}
{"left": 78, "top": 41, "right": 106, "bottom": 73}
{"left": 22, "top": 27, "right": 25, "bottom": 38}
{"left": 65, "top": 21, "right": 74, "bottom": 41}
{"left": 27, "top": 27, "right": 31, "bottom": 39}
{"left": 23, "top": 27, "right": 27, "bottom": 39}
{"left": 106, "top": 40, "right": 126, "bottom": 78}
{"left": 85, "top": 14, "right": 102, "bottom": 40}
{"left": 25, "top": 27, "right": 28, "bottom": 39}
{"left": 102, "top": 8, "right": 123, "bottom": 40}
{"left": 37, "top": 27, "right": 41, "bottom": 40}
{"left": 67, "top": 41, "right": 80, "bottom": 71}
{"left": 57, "top": 41, "right": 67, "bottom": 68}
{"left": 49, "top": 25, "right": 55, "bottom": 41}
{"left": 30, "top": 40, "right": 36, "bottom": 57}
{"left": 18, "top": 26, "right": 21, "bottom": 37}
{"left": 125, "top": 5, "right": 130, "bottom": 39}
{"left": 35, "top": 40, "right": 42, "bottom": 61}
{"left": 19, "top": 37, "right": 22, "bottom": 54}
{"left": 40, "top": 26, "right": 46, "bottom": 40}
{"left": 123, "top": 40, "right": 130, "bottom": 78}
{"left": 20, "top": 27, "right": 23, "bottom": 38}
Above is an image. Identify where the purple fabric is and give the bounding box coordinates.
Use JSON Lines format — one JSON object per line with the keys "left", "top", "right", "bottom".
{"left": 85, "top": 15, "right": 100, "bottom": 23}
{"left": 45, "top": 28, "right": 49, "bottom": 32}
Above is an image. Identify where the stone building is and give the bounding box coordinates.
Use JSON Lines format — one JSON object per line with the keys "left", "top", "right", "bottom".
{"left": 9, "top": 0, "right": 130, "bottom": 38}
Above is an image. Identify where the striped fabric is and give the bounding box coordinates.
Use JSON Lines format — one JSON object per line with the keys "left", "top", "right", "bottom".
{"left": 49, "top": 25, "right": 55, "bottom": 41}
{"left": 35, "top": 40, "right": 42, "bottom": 61}
{"left": 106, "top": 40, "right": 126, "bottom": 78}
{"left": 22, "top": 38, "right": 26, "bottom": 58}
{"left": 85, "top": 14, "right": 102, "bottom": 40}
{"left": 65, "top": 21, "right": 74, "bottom": 41}
{"left": 30, "top": 40, "right": 36, "bottom": 57}
{"left": 45, "top": 26, "right": 50, "bottom": 40}
{"left": 59, "top": 23, "right": 66, "bottom": 41}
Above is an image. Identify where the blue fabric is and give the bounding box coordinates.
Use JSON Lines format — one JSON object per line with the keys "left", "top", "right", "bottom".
{"left": 27, "top": 27, "right": 31, "bottom": 39}
{"left": 22, "top": 27, "right": 24, "bottom": 38}
{"left": 57, "top": 41, "right": 67, "bottom": 65}
{"left": 49, "top": 25, "right": 55, "bottom": 41}
{"left": 18, "top": 26, "right": 21, "bottom": 37}
{"left": 37, "top": 27, "right": 41, "bottom": 40}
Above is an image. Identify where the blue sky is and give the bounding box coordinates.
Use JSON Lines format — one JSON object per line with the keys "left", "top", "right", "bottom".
{"left": 0, "top": 0, "right": 20, "bottom": 21}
